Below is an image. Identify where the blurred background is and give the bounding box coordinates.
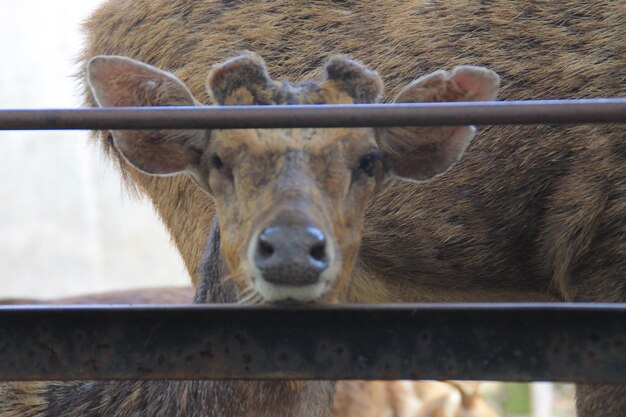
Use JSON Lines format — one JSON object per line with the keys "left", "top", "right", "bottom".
{"left": 0, "top": 1, "right": 574, "bottom": 415}
{"left": 0, "top": 0, "right": 188, "bottom": 298}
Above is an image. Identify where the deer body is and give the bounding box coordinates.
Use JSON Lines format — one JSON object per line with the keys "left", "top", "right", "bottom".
{"left": 1, "top": 0, "right": 623, "bottom": 416}
{"left": 79, "top": 1, "right": 626, "bottom": 414}
{"left": 80, "top": 0, "right": 624, "bottom": 304}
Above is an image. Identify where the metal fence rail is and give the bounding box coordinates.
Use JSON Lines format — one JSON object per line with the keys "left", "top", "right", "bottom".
{"left": 0, "top": 99, "right": 625, "bottom": 130}
{"left": 1, "top": 99, "right": 625, "bottom": 383}
{"left": 0, "top": 303, "right": 624, "bottom": 382}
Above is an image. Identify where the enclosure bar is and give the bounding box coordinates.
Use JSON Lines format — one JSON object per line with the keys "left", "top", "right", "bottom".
{"left": 0, "top": 99, "right": 624, "bottom": 130}
{"left": 0, "top": 303, "right": 624, "bottom": 382}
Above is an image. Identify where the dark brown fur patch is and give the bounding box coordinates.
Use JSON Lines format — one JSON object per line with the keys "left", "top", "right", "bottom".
{"left": 207, "top": 53, "right": 279, "bottom": 105}
{"left": 322, "top": 56, "right": 383, "bottom": 103}
{"left": 207, "top": 53, "right": 383, "bottom": 106}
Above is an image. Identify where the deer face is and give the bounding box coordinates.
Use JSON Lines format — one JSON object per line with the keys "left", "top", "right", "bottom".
{"left": 88, "top": 53, "right": 499, "bottom": 304}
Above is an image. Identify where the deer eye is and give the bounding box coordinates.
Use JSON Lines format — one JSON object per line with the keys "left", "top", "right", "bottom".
{"left": 357, "top": 151, "right": 382, "bottom": 177}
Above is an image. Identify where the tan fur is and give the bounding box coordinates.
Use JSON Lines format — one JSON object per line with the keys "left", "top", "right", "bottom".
{"left": 413, "top": 381, "right": 499, "bottom": 417}
{"left": 0, "top": 382, "right": 48, "bottom": 417}
{"left": 332, "top": 381, "right": 398, "bottom": 417}
{"left": 331, "top": 380, "right": 500, "bottom": 417}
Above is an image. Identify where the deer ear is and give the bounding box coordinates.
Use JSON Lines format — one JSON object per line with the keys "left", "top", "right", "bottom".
{"left": 88, "top": 55, "right": 206, "bottom": 176}
{"left": 377, "top": 65, "right": 500, "bottom": 181}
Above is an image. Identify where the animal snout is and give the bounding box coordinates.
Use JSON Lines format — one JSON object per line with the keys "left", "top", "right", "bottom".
{"left": 254, "top": 226, "right": 329, "bottom": 285}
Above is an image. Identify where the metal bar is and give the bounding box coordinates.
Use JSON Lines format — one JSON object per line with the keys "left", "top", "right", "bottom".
{"left": 0, "top": 99, "right": 624, "bottom": 130}
{"left": 0, "top": 303, "right": 624, "bottom": 382}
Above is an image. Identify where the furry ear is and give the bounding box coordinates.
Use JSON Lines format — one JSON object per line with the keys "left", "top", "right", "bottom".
{"left": 377, "top": 65, "right": 500, "bottom": 181}
{"left": 207, "top": 53, "right": 280, "bottom": 105}
{"left": 321, "top": 56, "right": 383, "bottom": 103}
{"left": 88, "top": 55, "right": 206, "bottom": 176}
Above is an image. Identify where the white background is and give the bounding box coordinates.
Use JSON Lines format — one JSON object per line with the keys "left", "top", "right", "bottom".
{"left": 0, "top": 0, "right": 188, "bottom": 299}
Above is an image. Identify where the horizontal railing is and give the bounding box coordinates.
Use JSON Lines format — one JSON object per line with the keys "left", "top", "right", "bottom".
{"left": 0, "top": 99, "right": 625, "bottom": 130}
{"left": 1, "top": 99, "right": 625, "bottom": 383}
{"left": 0, "top": 303, "right": 624, "bottom": 382}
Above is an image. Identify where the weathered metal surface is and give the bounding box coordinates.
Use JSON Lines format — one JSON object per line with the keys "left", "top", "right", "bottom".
{"left": 0, "top": 99, "right": 624, "bottom": 130}
{"left": 0, "top": 303, "right": 624, "bottom": 382}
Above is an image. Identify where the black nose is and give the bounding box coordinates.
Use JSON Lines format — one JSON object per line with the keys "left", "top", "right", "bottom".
{"left": 254, "top": 226, "right": 329, "bottom": 285}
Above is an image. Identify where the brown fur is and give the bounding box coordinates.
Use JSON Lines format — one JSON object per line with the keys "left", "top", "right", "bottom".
{"left": 3, "top": 0, "right": 624, "bottom": 415}
{"left": 0, "top": 380, "right": 333, "bottom": 417}
{"left": 77, "top": 0, "right": 624, "bottom": 303}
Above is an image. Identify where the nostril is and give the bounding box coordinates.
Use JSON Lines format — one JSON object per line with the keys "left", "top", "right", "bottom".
{"left": 309, "top": 242, "right": 326, "bottom": 262}
{"left": 257, "top": 236, "right": 274, "bottom": 259}
{"left": 254, "top": 225, "right": 330, "bottom": 285}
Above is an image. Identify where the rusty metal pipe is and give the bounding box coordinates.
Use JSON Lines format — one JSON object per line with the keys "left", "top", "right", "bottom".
{"left": 0, "top": 99, "right": 624, "bottom": 130}
{"left": 0, "top": 303, "right": 624, "bottom": 382}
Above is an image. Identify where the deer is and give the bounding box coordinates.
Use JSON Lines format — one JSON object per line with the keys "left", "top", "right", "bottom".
{"left": 2, "top": 0, "right": 625, "bottom": 415}
{"left": 332, "top": 380, "right": 500, "bottom": 417}
{"left": 0, "top": 54, "right": 502, "bottom": 416}
{"left": 0, "top": 287, "right": 196, "bottom": 306}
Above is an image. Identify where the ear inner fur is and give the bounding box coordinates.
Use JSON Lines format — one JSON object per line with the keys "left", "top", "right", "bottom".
{"left": 376, "top": 66, "right": 500, "bottom": 181}
{"left": 88, "top": 55, "right": 197, "bottom": 107}
{"left": 88, "top": 55, "right": 207, "bottom": 176}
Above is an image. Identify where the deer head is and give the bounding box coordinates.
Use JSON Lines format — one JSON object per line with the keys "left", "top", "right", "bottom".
{"left": 88, "top": 53, "right": 499, "bottom": 303}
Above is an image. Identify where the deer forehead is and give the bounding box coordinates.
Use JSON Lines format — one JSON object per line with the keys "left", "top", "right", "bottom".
{"left": 211, "top": 128, "right": 376, "bottom": 162}
{"left": 218, "top": 80, "right": 356, "bottom": 106}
